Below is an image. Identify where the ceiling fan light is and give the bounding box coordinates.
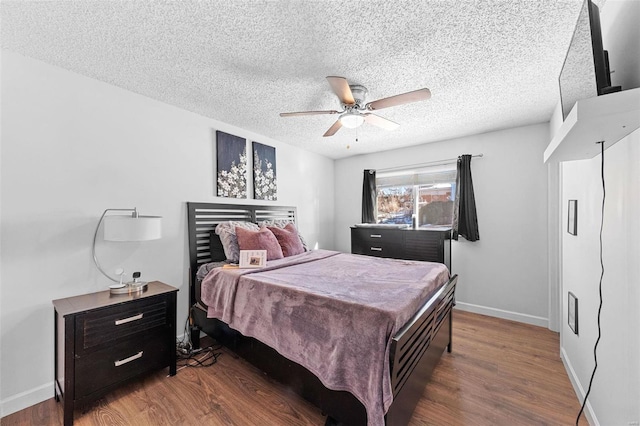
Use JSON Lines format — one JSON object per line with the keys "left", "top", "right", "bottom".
{"left": 340, "top": 112, "right": 365, "bottom": 129}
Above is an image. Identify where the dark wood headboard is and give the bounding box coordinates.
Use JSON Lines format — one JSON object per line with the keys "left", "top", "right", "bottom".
{"left": 186, "top": 202, "right": 298, "bottom": 308}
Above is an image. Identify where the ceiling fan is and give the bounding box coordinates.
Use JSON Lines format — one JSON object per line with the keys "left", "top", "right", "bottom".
{"left": 280, "top": 76, "right": 431, "bottom": 137}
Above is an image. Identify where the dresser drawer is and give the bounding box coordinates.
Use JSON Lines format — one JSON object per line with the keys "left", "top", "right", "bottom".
{"left": 75, "top": 330, "right": 169, "bottom": 397}
{"left": 351, "top": 227, "right": 403, "bottom": 257}
{"left": 357, "top": 242, "right": 403, "bottom": 258}
{"left": 351, "top": 227, "right": 403, "bottom": 244}
{"left": 76, "top": 296, "right": 167, "bottom": 354}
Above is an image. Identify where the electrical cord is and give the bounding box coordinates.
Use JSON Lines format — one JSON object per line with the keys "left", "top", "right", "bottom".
{"left": 576, "top": 141, "right": 605, "bottom": 425}
{"left": 176, "top": 344, "right": 222, "bottom": 371}
{"left": 176, "top": 313, "right": 191, "bottom": 349}
{"left": 175, "top": 307, "right": 223, "bottom": 371}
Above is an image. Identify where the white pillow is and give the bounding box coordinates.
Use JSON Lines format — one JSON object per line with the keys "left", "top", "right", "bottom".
{"left": 214, "top": 221, "right": 260, "bottom": 262}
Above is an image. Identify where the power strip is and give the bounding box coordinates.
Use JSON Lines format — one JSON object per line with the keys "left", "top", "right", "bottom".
{"left": 176, "top": 342, "right": 203, "bottom": 357}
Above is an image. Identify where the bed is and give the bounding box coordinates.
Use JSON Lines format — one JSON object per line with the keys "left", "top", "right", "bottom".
{"left": 186, "top": 202, "right": 457, "bottom": 426}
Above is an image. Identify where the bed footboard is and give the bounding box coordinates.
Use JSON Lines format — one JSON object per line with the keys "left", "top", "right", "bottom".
{"left": 386, "top": 274, "right": 457, "bottom": 425}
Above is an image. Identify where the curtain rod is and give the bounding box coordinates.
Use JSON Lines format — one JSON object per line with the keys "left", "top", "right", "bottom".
{"left": 373, "top": 153, "right": 483, "bottom": 174}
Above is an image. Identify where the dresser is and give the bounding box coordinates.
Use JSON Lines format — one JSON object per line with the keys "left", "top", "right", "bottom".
{"left": 53, "top": 281, "right": 177, "bottom": 425}
{"left": 351, "top": 226, "right": 452, "bottom": 271}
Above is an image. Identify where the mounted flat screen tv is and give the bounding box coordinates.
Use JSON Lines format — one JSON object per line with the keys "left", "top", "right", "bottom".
{"left": 558, "top": 0, "right": 620, "bottom": 120}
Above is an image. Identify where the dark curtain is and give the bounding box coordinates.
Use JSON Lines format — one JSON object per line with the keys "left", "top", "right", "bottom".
{"left": 362, "top": 170, "right": 376, "bottom": 223}
{"left": 453, "top": 155, "right": 480, "bottom": 241}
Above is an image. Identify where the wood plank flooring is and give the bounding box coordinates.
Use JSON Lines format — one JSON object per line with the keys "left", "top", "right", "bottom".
{"left": 1, "top": 310, "right": 586, "bottom": 425}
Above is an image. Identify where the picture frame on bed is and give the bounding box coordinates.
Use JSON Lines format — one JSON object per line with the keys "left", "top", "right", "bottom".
{"left": 567, "top": 199, "right": 578, "bottom": 236}
{"left": 216, "top": 131, "right": 247, "bottom": 198}
{"left": 239, "top": 250, "right": 266, "bottom": 268}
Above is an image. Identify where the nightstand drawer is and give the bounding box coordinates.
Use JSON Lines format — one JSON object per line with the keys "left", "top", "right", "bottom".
{"left": 76, "top": 296, "right": 167, "bottom": 354}
{"left": 75, "top": 330, "right": 169, "bottom": 397}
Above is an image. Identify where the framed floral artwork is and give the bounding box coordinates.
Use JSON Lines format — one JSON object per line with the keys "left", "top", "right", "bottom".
{"left": 253, "top": 142, "right": 277, "bottom": 200}
{"left": 216, "top": 131, "right": 247, "bottom": 198}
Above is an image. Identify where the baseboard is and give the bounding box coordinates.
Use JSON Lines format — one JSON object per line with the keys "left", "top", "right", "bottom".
{"left": 560, "top": 347, "right": 599, "bottom": 425}
{"left": 0, "top": 382, "right": 53, "bottom": 418}
{"left": 454, "top": 301, "right": 549, "bottom": 328}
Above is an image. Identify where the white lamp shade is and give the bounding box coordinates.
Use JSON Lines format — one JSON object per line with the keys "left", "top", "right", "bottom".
{"left": 104, "top": 215, "right": 162, "bottom": 241}
{"left": 340, "top": 112, "right": 365, "bottom": 129}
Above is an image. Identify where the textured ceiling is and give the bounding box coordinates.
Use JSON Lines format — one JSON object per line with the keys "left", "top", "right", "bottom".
{"left": 1, "top": 1, "right": 595, "bottom": 159}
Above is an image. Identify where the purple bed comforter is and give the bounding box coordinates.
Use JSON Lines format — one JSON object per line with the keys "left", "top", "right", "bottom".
{"left": 200, "top": 249, "right": 450, "bottom": 426}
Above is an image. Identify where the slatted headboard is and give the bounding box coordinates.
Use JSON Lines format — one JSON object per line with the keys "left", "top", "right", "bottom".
{"left": 186, "top": 202, "right": 297, "bottom": 308}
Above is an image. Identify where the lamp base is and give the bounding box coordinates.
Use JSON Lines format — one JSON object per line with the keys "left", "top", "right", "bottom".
{"left": 110, "top": 282, "right": 148, "bottom": 295}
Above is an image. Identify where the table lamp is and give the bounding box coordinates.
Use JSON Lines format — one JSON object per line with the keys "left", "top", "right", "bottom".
{"left": 92, "top": 208, "right": 162, "bottom": 291}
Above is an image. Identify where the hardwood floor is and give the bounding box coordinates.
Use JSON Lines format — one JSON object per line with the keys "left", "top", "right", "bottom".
{"left": 1, "top": 310, "right": 585, "bottom": 426}
{"left": 413, "top": 310, "right": 586, "bottom": 425}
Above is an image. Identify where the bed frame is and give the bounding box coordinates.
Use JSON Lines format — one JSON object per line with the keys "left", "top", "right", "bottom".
{"left": 186, "top": 202, "right": 457, "bottom": 425}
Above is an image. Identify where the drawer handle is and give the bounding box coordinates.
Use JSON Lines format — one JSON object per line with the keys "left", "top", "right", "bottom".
{"left": 115, "top": 351, "right": 143, "bottom": 367}
{"left": 370, "top": 247, "right": 383, "bottom": 251}
{"left": 115, "top": 313, "right": 143, "bottom": 326}
{"left": 370, "top": 234, "right": 382, "bottom": 238}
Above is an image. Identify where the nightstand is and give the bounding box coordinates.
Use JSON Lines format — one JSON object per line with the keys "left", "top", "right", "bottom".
{"left": 53, "top": 281, "right": 177, "bottom": 426}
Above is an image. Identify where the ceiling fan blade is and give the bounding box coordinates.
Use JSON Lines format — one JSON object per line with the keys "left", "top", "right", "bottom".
{"left": 326, "top": 76, "right": 355, "bottom": 105}
{"left": 363, "top": 113, "right": 400, "bottom": 131}
{"left": 366, "top": 88, "right": 431, "bottom": 111}
{"left": 280, "top": 110, "right": 339, "bottom": 117}
{"left": 323, "top": 119, "right": 343, "bottom": 137}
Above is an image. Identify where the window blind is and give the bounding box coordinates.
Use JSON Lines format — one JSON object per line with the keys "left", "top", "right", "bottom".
{"left": 376, "top": 165, "right": 456, "bottom": 188}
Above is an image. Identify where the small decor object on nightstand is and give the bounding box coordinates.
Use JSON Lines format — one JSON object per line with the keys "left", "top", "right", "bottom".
{"left": 110, "top": 271, "right": 148, "bottom": 295}
{"left": 109, "top": 268, "right": 127, "bottom": 292}
{"left": 568, "top": 291, "right": 579, "bottom": 335}
{"left": 567, "top": 199, "right": 578, "bottom": 235}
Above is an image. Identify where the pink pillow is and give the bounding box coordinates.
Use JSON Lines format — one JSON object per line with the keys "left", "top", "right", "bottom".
{"left": 235, "top": 226, "right": 284, "bottom": 261}
{"left": 267, "top": 223, "right": 305, "bottom": 257}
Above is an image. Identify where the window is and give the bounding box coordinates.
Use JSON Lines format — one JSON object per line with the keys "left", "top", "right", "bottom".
{"left": 376, "top": 165, "right": 456, "bottom": 227}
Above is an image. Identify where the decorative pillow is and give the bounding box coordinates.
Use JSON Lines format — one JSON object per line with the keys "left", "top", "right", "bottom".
{"left": 235, "top": 226, "right": 284, "bottom": 261}
{"left": 215, "top": 221, "right": 260, "bottom": 263}
{"left": 258, "top": 220, "right": 308, "bottom": 251}
{"left": 268, "top": 224, "right": 305, "bottom": 257}
{"left": 196, "top": 260, "right": 228, "bottom": 283}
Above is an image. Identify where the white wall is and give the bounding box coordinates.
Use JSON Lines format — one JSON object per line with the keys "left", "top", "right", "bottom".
{"left": 601, "top": 0, "right": 640, "bottom": 91}
{"left": 0, "top": 50, "right": 335, "bottom": 416}
{"left": 560, "top": 130, "right": 639, "bottom": 425}
{"left": 334, "top": 123, "right": 550, "bottom": 326}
